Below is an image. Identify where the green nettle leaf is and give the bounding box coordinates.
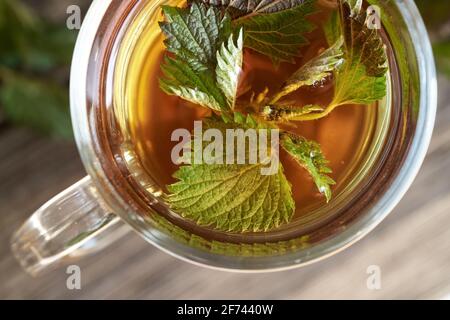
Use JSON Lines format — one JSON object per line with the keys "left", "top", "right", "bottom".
{"left": 332, "top": 0, "right": 387, "bottom": 106}
{"left": 281, "top": 133, "right": 335, "bottom": 202}
{"left": 160, "top": 2, "right": 231, "bottom": 71}
{"left": 271, "top": 38, "right": 344, "bottom": 103}
{"left": 166, "top": 114, "right": 295, "bottom": 233}
{"left": 323, "top": 10, "right": 340, "bottom": 46}
{"left": 157, "top": 1, "right": 390, "bottom": 231}
{"left": 168, "top": 162, "right": 294, "bottom": 232}
{"left": 159, "top": 2, "right": 231, "bottom": 110}
{"left": 160, "top": 56, "right": 226, "bottom": 111}
{"left": 269, "top": 0, "right": 388, "bottom": 121}
{"left": 216, "top": 29, "right": 244, "bottom": 109}
{"left": 193, "top": 0, "right": 309, "bottom": 19}
{"left": 197, "top": 0, "right": 316, "bottom": 63}
{"left": 236, "top": 4, "right": 315, "bottom": 64}
{"left": 196, "top": 0, "right": 313, "bottom": 17}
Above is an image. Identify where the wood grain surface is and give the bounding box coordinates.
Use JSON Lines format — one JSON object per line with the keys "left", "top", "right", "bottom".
{"left": 0, "top": 75, "right": 449, "bottom": 300}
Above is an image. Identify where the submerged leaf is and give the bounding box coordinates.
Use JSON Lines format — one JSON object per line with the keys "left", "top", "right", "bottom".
{"left": 281, "top": 133, "right": 335, "bottom": 202}
{"left": 332, "top": 0, "right": 387, "bottom": 106}
{"left": 152, "top": 213, "right": 311, "bottom": 256}
{"left": 323, "top": 10, "right": 340, "bottom": 46}
{"left": 285, "top": 0, "right": 389, "bottom": 121}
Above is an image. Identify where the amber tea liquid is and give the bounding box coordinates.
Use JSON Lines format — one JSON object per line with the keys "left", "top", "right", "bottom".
{"left": 115, "top": 1, "right": 393, "bottom": 241}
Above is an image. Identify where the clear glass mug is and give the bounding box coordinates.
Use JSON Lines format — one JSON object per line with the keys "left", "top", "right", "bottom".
{"left": 11, "top": 0, "right": 436, "bottom": 276}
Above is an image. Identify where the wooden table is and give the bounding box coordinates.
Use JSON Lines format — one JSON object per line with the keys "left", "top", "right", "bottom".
{"left": 1, "top": 75, "right": 449, "bottom": 300}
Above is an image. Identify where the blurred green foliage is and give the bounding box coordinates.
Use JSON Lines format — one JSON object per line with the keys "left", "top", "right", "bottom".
{"left": 416, "top": 0, "right": 450, "bottom": 30}
{"left": 0, "top": 0, "right": 76, "bottom": 138}
{"left": 0, "top": 0, "right": 448, "bottom": 139}
{"left": 0, "top": 70, "right": 73, "bottom": 138}
{"left": 416, "top": 0, "right": 450, "bottom": 79}
{"left": 434, "top": 41, "right": 450, "bottom": 78}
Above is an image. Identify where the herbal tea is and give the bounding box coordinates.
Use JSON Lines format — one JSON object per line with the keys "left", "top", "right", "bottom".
{"left": 122, "top": 0, "right": 392, "bottom": 238}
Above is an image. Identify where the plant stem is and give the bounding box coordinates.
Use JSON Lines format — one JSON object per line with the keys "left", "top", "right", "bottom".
{"left": 279, "top": 102, "right": 341, "bottom": 121}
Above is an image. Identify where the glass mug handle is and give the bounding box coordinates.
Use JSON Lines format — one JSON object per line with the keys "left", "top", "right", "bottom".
{"left": 11, "top": 176, "right": 131, "bottom": 276}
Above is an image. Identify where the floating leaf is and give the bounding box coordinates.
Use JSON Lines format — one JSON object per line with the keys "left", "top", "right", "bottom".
{"left": 160, "top": 2, "right": 232, "bottom": 71}
{"left": 216, "top": 29, "right": 244, "bottom": 109}
{"left": 263, "top": 104, "right": 325, "bottom": 121}
{"left": 197, "top": 0, "right": 316, "bottom": 64}
{"left": 159, "top": 3, "right": 233, "bottom": 110}
{"left": 160, "top": 56, "right": 226, "bottom": 111}
{"left": 166, "top": 114, "right": 295, "bottom": 233}
{"left": 331, "top": 0, "right": 387, "bottom": 106}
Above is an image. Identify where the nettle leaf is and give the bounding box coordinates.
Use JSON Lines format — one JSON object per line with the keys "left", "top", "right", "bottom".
{"left": 195, "top": 0, "right": 313, "bottom": 17}
{"left": 166, "top": 114, "right": 295, "bottom": 233}
{"left": 239, "top": 6, "right": 315, "bottom": 64}
{"left": 216, "top": 29, "right": 244, "bottom": 109}
{"left": 160, "top": 56, "right": 226, "bottom": 111}
{"left": 341, "top": 0, "right": 386, "bottom": 77}
{"left": 160, "top": 2, "right": 231, "bottom": 71}
{"left": 271, "top": 38, "right": 344, "bottom": 103}
{"left": 152, "top": 213, "right": 311, "bottom": 257}
{"left": 197, "top": 0, "right": 316, "bottom": 64}
{"left": 332, "top": 0, "right": 388, "bottom": 106}
{"left": 263, "top": 0, "right": 388, "bottom": 122}
{"left": 168, "top": 162, "right": 294, "bottom": 233}
{"left": 281, "top": 133, "right": 335, "bottom": 202}
{"left": 159, "top": 2, "right": 232, "bottom": 110}
{"left": 323, "top": 10, "right": 341, "bottom": 47}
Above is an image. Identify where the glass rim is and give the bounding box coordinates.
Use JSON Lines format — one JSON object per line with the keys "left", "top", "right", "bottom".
{"left": 70, "top": 0, "right": 437, "bottom": 272}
